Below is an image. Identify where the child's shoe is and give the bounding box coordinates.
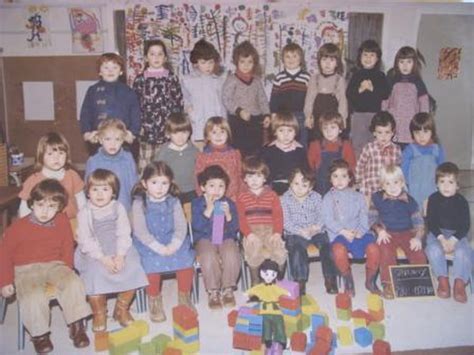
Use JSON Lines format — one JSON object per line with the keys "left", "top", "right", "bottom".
{"left": 208, "top": 289, "right": 222, "bottom": 309}
{"left": 342, "top": 271, "right": 355, "bottom": 297}
{"left": 437, "top": 276, "right": 450, "bottom": 299}
{"left": 324, "top": 276, "right": 338, "bottom": 294}
{"left": 113, "top": 290, "right": 135, "bottom": 327}
{"left": 88, "top": 295, "right": 107, "bottom": 331}
{"left": 365, "top": 268, "right": 381, "bottom": 295}
{"left": 298, "top": 281, "right": 307, "bottom": 295}
{"left": 222, "top": 287, "right": 236, "bottom": 307}
{"left": 453, "top": 278, "right": 467, "bottom": 303}
{"left": 31, "top": 332, "right": 53, "bottom": 354}
{"left": 149, "top": 295, "right": 166, "bottom": 322}
{"left": 382, "top": 282, "right": 395, "bottom": 300}
{"left": 178, "top": 291, "right": 196, "bottom": 312}
{"left": 69, "top": 319, "right": 90, "bottom": 348}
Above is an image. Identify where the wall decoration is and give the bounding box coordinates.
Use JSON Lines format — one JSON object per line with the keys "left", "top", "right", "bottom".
{"left": 125, "top": 4, "right": 348, "bottom": 86}
{"left": 25, "top": 5, "right": 51, "bottom": 48}
{"left": 437, "top": 47, "right": 462, "bottom": 80}
{"left": 69, "top": 7, "right": 103, "bottom": 53}
{"left": 22, "top": 81, "right": 55, "bottom": 121}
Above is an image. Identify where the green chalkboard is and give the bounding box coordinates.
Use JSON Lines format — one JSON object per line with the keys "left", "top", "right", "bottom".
{"left": 389, "top": 264, "right": 436, "bottom": 299}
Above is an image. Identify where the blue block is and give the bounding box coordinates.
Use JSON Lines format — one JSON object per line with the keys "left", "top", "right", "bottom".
{"left": 281, "top": 307, "right": 301, "bottom": 317}
{"left": 173, "top": 329, "right": 199, "bottom": 343}
{"left": 234, "top": 324, "right": 262, "bottom": 336}
{"left": 332, "top": 332, "right": 337, "bottom": 348}
{"left": 311, "top": 314, "right": 325, "bottom": 330}
{"left": 239, "top": 314, "right": 263, "bottom": 325}
{"left": 354, "top": 327, "right": 373, "bottom": 347}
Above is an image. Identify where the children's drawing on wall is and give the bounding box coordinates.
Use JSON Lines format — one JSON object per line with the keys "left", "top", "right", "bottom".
{"left": 125, "top": 4, "right": 347, "bottom": 86}
{"left": 437, "top": 47, "right": 462, "bottom": 80}
{"left": 69, "top": 8, "right": 103, "bottom": 53}
{"left": 25, "top": 5, "right": 51, "bottom": 48}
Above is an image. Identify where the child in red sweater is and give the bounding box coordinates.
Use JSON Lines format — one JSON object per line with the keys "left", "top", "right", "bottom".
{"left": 236, "top": 156, "right": 287, "bottom": 286}
{"left": 0, "top": 180, "right": 90, "bottom": 353}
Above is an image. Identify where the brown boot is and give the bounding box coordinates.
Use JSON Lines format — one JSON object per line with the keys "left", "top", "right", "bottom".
{"left": 148, "top": 295, "right": 166, "bottom": 323}
{"left": 113, "top": 290, "right": 135, "bottom": 327}
{"left": 31, "top": 333, "right": 53, "bottom": 354}
{"left": 222, "top": 287, "right": 236, "bottom": 307}
{"left": 249, "top": 267, "right": 260, "bottom": 287}
{"left": 382, "top": 282, "right": 394, "bottom": 300}
{"left": 437, "top": 276, "right": 450, "bottom": 299}
{"left": 365, "top": 268, "right": 381, "bottom": 295}
{"left": 178, "top": 291, "right": 196, "bottom": 312}
{"left": 88, "top": 295, "right": 107, "bottom": 332}
{"left": 208, "top": 289, "right": 222, "bottom": 309}
{"left": 324, "top": 276, "right": 338, "bottom": 295}
{"left": 69, "top": 319, "right": 90, "bottom": 348}
{"left": 453, "top": 278, "right": 467, "bottom": 303}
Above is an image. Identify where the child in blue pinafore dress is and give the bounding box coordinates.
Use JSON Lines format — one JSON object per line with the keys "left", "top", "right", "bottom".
{"left": 402, "top": 113, "right": 444, "bottom": 214}
{"left": 75, "top": 169, "right": 148, "bottom": 332}
{"left": 132, "top": 161, "right": 195, "bottom": 323}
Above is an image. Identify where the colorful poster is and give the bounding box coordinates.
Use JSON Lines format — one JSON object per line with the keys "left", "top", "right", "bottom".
{"left": 125, "top": 4, "right": 348, "bottom": 86}
{"left": 437, "top": 47, "right": 462, "bottom": 80}
{"left": 25, "top": 5, "right": 51, "bottom": 48}
{"left": 69, "top": 7, "right": 103, "bottom": 53}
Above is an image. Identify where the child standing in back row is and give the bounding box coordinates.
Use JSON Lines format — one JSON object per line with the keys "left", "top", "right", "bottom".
{"left": 222, "top": 41, "right": 270, "bottom": 157}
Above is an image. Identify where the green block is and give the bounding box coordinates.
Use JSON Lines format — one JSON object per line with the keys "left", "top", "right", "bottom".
{"left": 300, "top": 314, "right": 310, "bottom": 331}
{"left": 336, "top": 307, "right": 351, "bottom": 321}
{"left": 109, "top": 338, "right": 141, "bottom": 355}
{"left": 139, "top": 342, "right": 155, "bottom": 355}
{"left": 151, "top": 334, "right": 172, "bottom": 353}
{"left": 368, "top": 322, "right": 385, "bottom": 340}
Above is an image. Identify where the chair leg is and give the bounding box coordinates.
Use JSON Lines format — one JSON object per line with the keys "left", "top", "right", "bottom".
{"left": 241, "top": 257, "right": 249, "bottom": 291}
{"left": 0, "top": 296, "right": 6, "bottom": 324}
{"left": 135, "top": 288, "right": 147, "bottom": 313}
{"left": 286, "top": 255, "right": 292, "bottom": 281}
{"left": 17, "top": 301, "right": 25, "bottom": 350}
{"left": 192, "top": 270, "right": 199, "bottom": 304}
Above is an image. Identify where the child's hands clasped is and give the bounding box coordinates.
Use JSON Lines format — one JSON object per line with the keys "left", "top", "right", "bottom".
{"left": 269, "top": 233, "right": 284, "bottom": 248}
{"left": 220, "top": 201, "right": 232, "bottom": 222}
{"left": 1, "top": 284, "right": 15, "bottom": 298}
{"left": 114, "top": 255, "right": 125, "bottom": 272}
{"left": 101, "top": 256, "right": 116, "bottom": 274}
{"left": 377, "top": 229, "right": 392, "bottom": 245}
{"left": 409, "top": 237, "right": 422, "bottom": 252}
{"left": 240, "top": 109, "right": 251, "bottom": 121}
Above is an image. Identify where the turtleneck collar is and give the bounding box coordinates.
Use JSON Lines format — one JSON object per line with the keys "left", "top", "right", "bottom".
{"left": 42, "top": 167, "right": 65, "bottom": 180}
{"left": 235, "top": 69, "right": 254, "bottom": 84}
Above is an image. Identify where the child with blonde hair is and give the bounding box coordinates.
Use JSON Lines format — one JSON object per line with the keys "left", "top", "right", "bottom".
{"left": 236, "top": 156, "right": 287, "bottom": 286}
{"left": 19, "top": 132, "right": 85, "bottom": 219}
{"left": 261, "top": 112, "right": 307, "bottom": 195}
{"left": 85, "top": 118, "right": 138, "bottom": 211}
{"left": 75, "top": 169, "right": 147, "bottom": 331}
{"left": 132, "top": 162, "right": 195, "bottom": 322}
{"left": 369, "top": 164, "right": 427, "bottom": 299}
{"left": 194, "top": 116, "right": 242, "bottom": 201}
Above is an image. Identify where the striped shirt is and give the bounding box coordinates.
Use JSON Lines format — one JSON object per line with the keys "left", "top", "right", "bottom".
{"left": 270, "top": 69, "right": 310, "bottom": 113}
{"left": 236, "top": 186, "right": 283, "bottom": 236}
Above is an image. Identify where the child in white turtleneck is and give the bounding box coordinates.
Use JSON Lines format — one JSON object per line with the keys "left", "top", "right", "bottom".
{"left": 19, "top": 132, "right": 86, "bottom": 220}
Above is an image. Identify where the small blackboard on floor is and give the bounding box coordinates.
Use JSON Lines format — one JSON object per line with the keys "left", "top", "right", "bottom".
{"left": 389, "top": 264, "right": 436, "bottom": 299}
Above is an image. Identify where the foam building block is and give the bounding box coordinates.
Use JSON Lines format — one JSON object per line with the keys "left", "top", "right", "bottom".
{"left": 351, "top": 309, "right": 371, "bottom": 327}
{"left": 172, "top": 305, "right": 200, "bottom": 353}
{"left": 163, "top": 345, "right": 182, "bottom": 355}
{"left": 249, "top": 348, "right": 265, "bottom": 355}
{"left": 151, "top": 334, "right": 172, "bottom": 354}
{"left": 367, "top": 293, "right": 383, "bottom": 311}
{"left": 336, "top": 326, "right": 353, "bottom": 346}
{"left": 138, "top": 342, "right": 155, "bottom": 355}
{"left": 227, "top": 310, "right": 238, "bottom": 327}
{"left": 291, "top": 332, "right": 307, "bottom": 352}
{"left": 279, "top": 295, "right": 300, "bottom": 310}
{"left": 233, "top": 331, "right": 262, "bottom": 351}
{"left": 108, "top": 320, "right": 149, "bottom": 355}
{"left": 354, "top": 327, "right": 373, "bottom": 347}
{"left": 301, "top": 294, "right": 320, "bottom": 315}
{"left": 336, "top": 307, "right": 351, "bottom": 321}
{"left": 94, "top": 331, "right": 109, "bottom": 352}
{"left": 309, "top": 340, "right": 331, "bottom": 355}
{"left": 172, "top": 305, "right": 198, "bottom": 330}
{"left": 369, "top": 307, "right": 385, "bottom": 322}
{"left": 211, "top": 201, "right": 225, "bottom": 245}
{"left": 276, "top": 279, "right": 300, "bottom": 299}
{"left": 373, "top": 339, "right": 391, "bottom": 355}
{"left": 335, "top": 293, "right": 352, "bottom": 310}
{"left": 368, "top": 322, "right": 385, "bottom": 340}
{"left": 233, "top": 306, "right": 263, "bottom": 351}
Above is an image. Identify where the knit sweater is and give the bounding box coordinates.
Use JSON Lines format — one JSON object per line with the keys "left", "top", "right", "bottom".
{"left": 261, "top": 143, "right": 307, "bottom": 185}
{"left": 269, "top": 69, "right": 310, "bottom": 113}
{"left": 236, "top": 186, "right": 283, "bottom": 237}
{"left": 222, "top": 74, "right": 270, "bottom": 116}
{"left": 346, "top": 68, "right": 390, "bottom": 113}
{"left": 80, "top": 80, "right": 141, "bottom": 135}
{"left": 0, "top": 213, "right": 74, "bottom": 287}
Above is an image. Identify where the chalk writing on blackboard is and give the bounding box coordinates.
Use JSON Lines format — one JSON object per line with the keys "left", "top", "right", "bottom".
{"left": 389, "top": 265, "right": 436, "bottom": 299}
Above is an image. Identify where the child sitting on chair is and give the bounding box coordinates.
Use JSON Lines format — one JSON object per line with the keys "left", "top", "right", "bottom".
{"left": 0, "top": 180, "right": 90, "bottom": 354}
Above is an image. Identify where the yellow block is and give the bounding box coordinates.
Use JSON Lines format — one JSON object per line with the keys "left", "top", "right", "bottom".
{"left": 352, "top": 317, "right": 367, "bottom": 327}
{"left": 337, "top": 326, "right": 353, "bottom": 346}
{"left": 367, "top": 293, "right": 383, "bottom": 311}
{"left": 109, "top": 320, "right": 149, "bottom": 346}
{"left": 301, "top": 294, "right": 319, "bottom": 315}
{"left": 172, "top": 338, "right": 200, "bottom": 353}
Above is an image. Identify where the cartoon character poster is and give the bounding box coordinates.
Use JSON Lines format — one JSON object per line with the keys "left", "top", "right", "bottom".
{"left": 69, "top": 7, "right": 103, "bottom": 53}
{"left": 25, "top": 5, "right": 51, "bottom": 48}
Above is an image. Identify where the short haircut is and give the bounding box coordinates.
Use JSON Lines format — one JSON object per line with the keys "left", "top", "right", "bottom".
{"left": 282, "top": 43, "right": 305, "bottom": 69}
{"left": 190, "top": 39, "right": 221, "bottom": 74}
{"left": 369, "top": 111, "right": 396, "bottom": 133}
{"left": 435, "top": 162, "right": 459, "bottom": 183}
{"left": 379, "top": 164, "right": 406, "bottom": 188}
{"left": 319, "top": 111, "right": 344, "bottom": 131}
{"left": 317, "top": 43, "right": 344, "bottom": 75}
{"left": 85, "top": 169, "right": 120, "bottom": 200}
{"left": 393, "top": 46, "right": 421, "bottom": 77}
{"left": 197, "top": 165, "right": 230, "bottom": 188}
{"left": 328, "top": 159, "right": 355, "bottom": 187}
{"left": 232, "top": 41, "right": 262, "bottom": 77}
{"left": 242, "top": 156, "right": 270, "bottom": 180}
{"left": 357, "top": 40, "right": 382, "bottom": 70}
{"left": 165, "top": 112, "right": 193, "bottom": 136}
{"left": 271, "top": 112, "right": 299, "bottom": 136}
{"left": 35, "top": 132, "right": 71, "bottom": 171}
{"left": 288, "top": 167, "right": 315, "bottom": 188}
{"left": 95, "top": 118, "right": 133, "bottom": 145}
{"left": 409, "top": 112, "right": 438, "bottom": 142}
{"left": 97, "top": 52, "right": 125, "bottom": 73}
{"left": 27, "top": 179, "right": 67, "bottom": 211}
{"left": 203, "top": 116, "right": 232, "bottom": 144}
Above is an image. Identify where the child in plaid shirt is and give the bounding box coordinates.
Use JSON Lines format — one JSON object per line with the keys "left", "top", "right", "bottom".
{"left": 355, "top": 111, "right": 402, "bottom": 203}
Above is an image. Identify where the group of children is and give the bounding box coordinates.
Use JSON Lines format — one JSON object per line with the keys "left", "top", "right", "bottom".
{"left": 0, "top": 36, "right": 471, "bottom": 354}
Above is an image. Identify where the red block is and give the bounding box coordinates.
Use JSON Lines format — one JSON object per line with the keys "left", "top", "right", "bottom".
{"left": 309, "top": 341, "right": 331, "bottom": 355}
{"left": 352, "top": 309, "right": 371, "bottom": 322}
{"left": 279, "top": 295, "right": 300, "bottom": 310}
{"left": 373, "top": 340, "right": 391, "bottom": 355}
{"left": 227, "top": 310, "right": 238, "bottom": 327}
{"left": 369, "top": 308, "right": 385, "bottom": 322}
{"left": 172, "top": 305, "right": 198, "bottom": 330}
{"left": 233, "top": 331, "right": 261, "bottom": 351}
{"left": 290, "top": 332, "right": 307, "bottom": 352}
{"left": 315, "top": 326, "right": 333, "bottom": 343}
{"left": 335, "top": 293, "right": 351, "bottom": 309}
{"left": 163, "top": 348, "right": 182, "bottom": 355}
